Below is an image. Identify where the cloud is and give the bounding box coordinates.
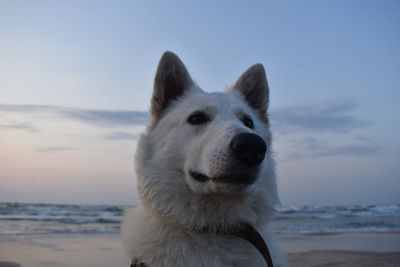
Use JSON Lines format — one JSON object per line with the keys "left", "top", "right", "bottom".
{"left": 61, "top": 109, "right": 148, "bottom": 127}
{"left": 0, "top": 122, "right": 39, "bottom": 132}
{"left": 271, "top": 100, "right": 370, "bottom": 134}
{"left": 0, "top": 104, "right": 148, "bottom": 127}
{"left": 36, "top": 146, "right": 76, "bottom": 154}
{"left": 269, "top": 100, "right": 378, "bottom": 160}
{"left": 286, "top": 135, "right": 380, "bottom": 159}
{"left": 104, "top": 131, "right": 140, "bottom": 141}
{"left": 1, "top": 100, "right": 367, "bottom": 133}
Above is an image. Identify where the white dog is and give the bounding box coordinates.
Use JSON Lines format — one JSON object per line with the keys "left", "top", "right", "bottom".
{"left": 122, "top": 52, "right": 285, "bottom": 267}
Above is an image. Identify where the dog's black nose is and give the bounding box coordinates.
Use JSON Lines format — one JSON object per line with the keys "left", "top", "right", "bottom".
{"left": 229, "top": 133, "right": 267, "bottom": 165}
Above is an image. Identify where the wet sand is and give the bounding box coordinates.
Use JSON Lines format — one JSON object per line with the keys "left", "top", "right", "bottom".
{"left": 0, "top": 233, "right": 399, "bottom": 267}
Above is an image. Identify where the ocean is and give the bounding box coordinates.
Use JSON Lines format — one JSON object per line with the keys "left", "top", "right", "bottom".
{"left": 0, "top": 203, "right": 399, "bottom": 236}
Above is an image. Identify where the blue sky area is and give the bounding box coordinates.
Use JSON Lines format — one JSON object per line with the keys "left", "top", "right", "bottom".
{"left": 0, "top": 1, "right": 399, "bottom": 205}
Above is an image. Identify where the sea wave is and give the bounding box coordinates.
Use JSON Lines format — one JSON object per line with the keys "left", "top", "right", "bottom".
{"left": 0, "top": 203, "right": 399, "bottom": 235}
{"left": 0, "top": 203, "right": 125, "bottom": 235}
{"left": 273, "top": 204, "right": 400, "bottom": 235}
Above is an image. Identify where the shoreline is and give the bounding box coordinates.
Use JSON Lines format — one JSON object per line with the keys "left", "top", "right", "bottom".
{"left": 0, "top": 232, "right": 399, "bottom": 267}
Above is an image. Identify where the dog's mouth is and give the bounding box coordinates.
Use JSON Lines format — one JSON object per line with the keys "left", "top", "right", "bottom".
{"left": 189, "top": 170, "right": 257, "bottom": 185}
{"left": 189, "top": 171, "right": 210, "bottom": 182}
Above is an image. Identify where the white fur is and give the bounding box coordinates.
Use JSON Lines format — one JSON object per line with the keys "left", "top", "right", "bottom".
{"left": 122, "top": 55, "right": 286, "bottom": 266}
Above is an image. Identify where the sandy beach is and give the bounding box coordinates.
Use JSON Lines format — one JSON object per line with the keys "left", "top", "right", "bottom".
{"left": 281, "top": 232, "right": 400, "bottom": 266}
{"left": 0, "top": 232, "right": 399, "bottom": 267}
{"left": 0, "top": 235, "right": 130, "bottom": 267}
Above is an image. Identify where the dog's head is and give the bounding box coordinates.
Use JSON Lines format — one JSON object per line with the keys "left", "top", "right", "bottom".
{"left": 135, "top": 52, "right": 278, "bottom": 231}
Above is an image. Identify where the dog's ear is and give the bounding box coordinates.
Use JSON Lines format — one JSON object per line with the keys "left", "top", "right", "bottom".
{"left": 151, "top": 51, "right": 194, "bottom": 119}
{"left": 232, "top": 64, "right": 269, "bottom": 121}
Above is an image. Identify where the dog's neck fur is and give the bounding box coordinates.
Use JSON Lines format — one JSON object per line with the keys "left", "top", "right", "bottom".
{"left": 135, "top": 133, "right": 276, "bottom": 233}
{"left": 131, "top": 222, "right": 275, "bottom": 267}
{"left": 140, "top": 188, "right": 273, "bottom": 233}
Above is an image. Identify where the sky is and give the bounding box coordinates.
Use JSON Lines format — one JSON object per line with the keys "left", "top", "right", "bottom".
{"left": 0, "top": 0, "right": 399, "bottom": 206}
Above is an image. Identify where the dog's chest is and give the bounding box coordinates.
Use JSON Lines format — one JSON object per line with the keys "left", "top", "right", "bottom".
{"left": 138, "top": 229, "right": 265, "bottom": 267}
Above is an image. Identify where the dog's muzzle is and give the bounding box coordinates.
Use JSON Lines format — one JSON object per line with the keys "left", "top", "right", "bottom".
{"left": 190, "top": 133, "right": 267, "bottom": 185}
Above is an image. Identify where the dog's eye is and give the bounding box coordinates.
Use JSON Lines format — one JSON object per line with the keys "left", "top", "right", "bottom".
{"left": 187, "top": 112, "right": 209, "bottom": 125}
{"left": 241, "top": 116, "right": 254, "bottom": 129}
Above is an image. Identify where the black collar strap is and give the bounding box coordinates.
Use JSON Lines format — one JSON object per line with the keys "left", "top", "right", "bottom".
{"left": 229, "top": 222, "right": 274, "bottom": 267}
{"left": 130, "top": 223, "right": 274, "bottom": 267}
